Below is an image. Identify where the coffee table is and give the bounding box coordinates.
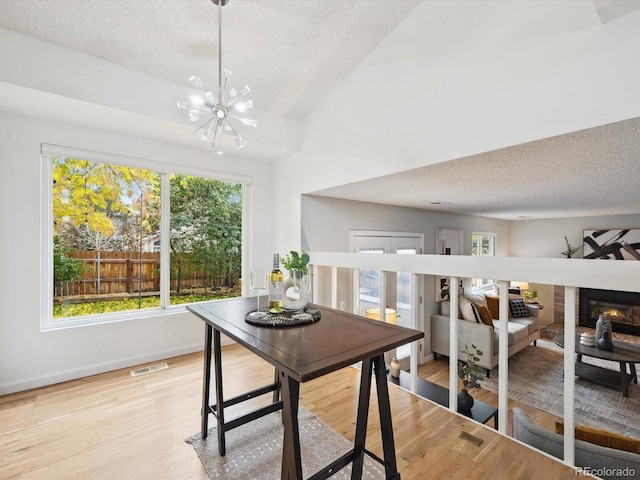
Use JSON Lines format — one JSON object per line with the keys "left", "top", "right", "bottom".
{"left": 554, "top": 334, "right": 640, "bottom": 397}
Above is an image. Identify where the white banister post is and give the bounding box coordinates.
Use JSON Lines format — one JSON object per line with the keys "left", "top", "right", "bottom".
{"left": 380, "top": 270, "right": 387, "bottom": 322}
{"left": 498, "top": 280, "right": 509, "bottom": 435}
{"left": 311, "top": 264, "right": 319, "bottom": 304}
{"left": 410, "top": 272, "right": 420, "bottom": 393}
{"left": 563, "top": 286, "right": 577, "bottom": 466}
{"left": 449, "top": 277, "right": 459, "bottom": 411}
{"left": 353, "top": 268, "right": 360, "bottom": 314}
{"left": 330, "top": 266, "right": 338, "bottom": 309}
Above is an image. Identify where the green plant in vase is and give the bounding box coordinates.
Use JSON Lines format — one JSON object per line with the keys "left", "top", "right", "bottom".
{"left": 281, "top": 250, "right": 310, "bottom": 276}
{"left": 561, "top": 236, "right": 582, "bottom": 258}
{"left": 457, "top": 344, "right": 484, "bottom": 410}
{"left": 280, "top": 250, "right": 311, "bottom": 310}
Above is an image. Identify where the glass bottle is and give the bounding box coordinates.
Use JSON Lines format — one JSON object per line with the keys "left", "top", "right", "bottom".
{"left": 268, "top": 253, "right": 284, "bottom": 313}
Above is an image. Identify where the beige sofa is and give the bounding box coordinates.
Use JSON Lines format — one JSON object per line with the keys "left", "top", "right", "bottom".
{"left": 430, "top": 291, "right": 540, "bottom": 375}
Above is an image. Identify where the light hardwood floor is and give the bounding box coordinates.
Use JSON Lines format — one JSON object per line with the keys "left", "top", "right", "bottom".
{"left": 0, "top": 344, "right": 577, "bottom": 480}
{"left": 417, "top": 354, "right": 563, "bottom": 435}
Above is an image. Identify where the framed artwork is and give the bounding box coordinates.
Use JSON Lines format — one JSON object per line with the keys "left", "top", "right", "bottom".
{"left": 583, "top": 229, "right": 640, "bottom": 260}
{"left": 435, "top": 276, "right": 464, "bottom": 302}
{"left": 436, "top": 228, "right": 464, "bottom": 255}
{"left": 435, "top": 228, "right": 465, "bottom": 301}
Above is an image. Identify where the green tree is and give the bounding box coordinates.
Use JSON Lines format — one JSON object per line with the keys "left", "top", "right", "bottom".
{"left": 168, "top": 175, "right": 242, "bottom": 292}
{"left": 53, "top": 236, "right": 87, "bottom": 285}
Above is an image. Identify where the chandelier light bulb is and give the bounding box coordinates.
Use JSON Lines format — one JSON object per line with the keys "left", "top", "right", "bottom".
{"left": 190, "top": 95, "right": 205, "bottom": 106}
{"left": 189, "top": 76, "right": 204, "bottom": 89}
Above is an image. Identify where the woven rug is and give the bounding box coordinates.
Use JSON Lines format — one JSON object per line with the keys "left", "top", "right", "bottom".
{"left": 185, "top": 406, "right": 386, "bottom": 479}
{"left": 481, "top": 338, "right": 640, "bottom": 439}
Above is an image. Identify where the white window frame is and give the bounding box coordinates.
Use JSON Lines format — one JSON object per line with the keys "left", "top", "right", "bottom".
{"left": 471, "top": 231, "right": 497, "bottom": 290}
{"left": 40, "top": 143, "right": 251, "bottom": 331}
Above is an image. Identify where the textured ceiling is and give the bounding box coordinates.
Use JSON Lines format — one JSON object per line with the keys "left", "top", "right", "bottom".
{"left": 0, "top": 0, "right": 418, "bottom": 121}
{"left": 1, "top": 0, "right": 640, "bottom": 220}
{"left": 311, "top": 117, "right": 640, "bottom": 220}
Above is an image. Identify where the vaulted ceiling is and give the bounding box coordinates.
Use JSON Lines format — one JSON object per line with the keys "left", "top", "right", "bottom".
{"left": 1, "top": 0, "right": 640, "bottom": 220}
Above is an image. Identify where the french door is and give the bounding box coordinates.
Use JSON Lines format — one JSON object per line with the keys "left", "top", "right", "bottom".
{"left": 351, "top": 232, "right": 423, "bottom": 359}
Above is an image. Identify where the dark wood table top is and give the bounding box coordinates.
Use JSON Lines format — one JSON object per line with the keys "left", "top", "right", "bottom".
{"left": 553, "top": 334, "right": 640, "bottom": 363}
{"left": 188, "top": 296, "right": 424, "bottom": 383}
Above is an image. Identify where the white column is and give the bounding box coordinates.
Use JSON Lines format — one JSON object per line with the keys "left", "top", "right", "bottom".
{"left": 330, "top": 266, "right": 338, "bottom": 309}
{"left": 449, "top": 277, "right": 459, "bottom": 411}
{"left": 409, "top": 273, "right": 420, "bottom": 393}
{"left": 379, "top": 270, "right": 387, "bottom": 322}
{"left": 563, "top": 286, "right": 577, "bottom": 466}
{"left": 353, "top": 268, "right": 360, "bottom": 314}
{"left": 497, "top": 280, "right": 509, "bottom": 435}
{"left": 311, "top": 264, "right": 319, "bottom": 304}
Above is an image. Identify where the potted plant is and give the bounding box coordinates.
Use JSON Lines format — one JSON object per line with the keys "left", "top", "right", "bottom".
{"left": 280, "top": 250, "right": 311, "bottom": 309}
{"left": 457, "top": 344, "right": 484, "bottom": 410}
{"left": 280, "top": 250, "right": 310, "bottom": 276}
{"left": 561, "top": 236, "right": 582, "bottom": 258}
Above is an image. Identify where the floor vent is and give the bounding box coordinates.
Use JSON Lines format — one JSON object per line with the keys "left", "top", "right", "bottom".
{"left": 130, "top": 362, "right": 169, "bottom": 377}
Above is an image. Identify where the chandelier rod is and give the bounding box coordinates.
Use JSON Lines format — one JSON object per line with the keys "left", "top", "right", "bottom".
{"left": 217, "top": 0, "right": 222, "bottom": 105}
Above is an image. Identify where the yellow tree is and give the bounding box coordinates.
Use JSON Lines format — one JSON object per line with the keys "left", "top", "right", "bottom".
{"left": 52, "top": 157, "right": 156, "bottom": 251}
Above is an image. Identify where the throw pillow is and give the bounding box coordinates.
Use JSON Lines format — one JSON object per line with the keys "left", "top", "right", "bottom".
{"left": 459, "top": 296, "right": 478, "bottom": 322}
{"left": 509, "top": 298, "right": 529, "bottom": 318}
{"left": 474, "top": 303, "right": 494, "bottom": 326}
{"left": 485, "top": 295, "right": 500, "bottom": 319}
{"left": 555, "top": 422, "right": 640, "bottom": 455}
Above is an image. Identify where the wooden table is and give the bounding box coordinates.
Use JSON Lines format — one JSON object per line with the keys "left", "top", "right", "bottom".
{"left": 187, "top": 297, "right": 424, "bottom": 480}
{"left": 554, "top": 334, "right": 640, "bottom": 397}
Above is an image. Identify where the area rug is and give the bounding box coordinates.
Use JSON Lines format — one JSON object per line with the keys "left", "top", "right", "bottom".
{"left": 481, "top": 338, "right": 640, "bottom": 439}
{"left": 185, "top": 406, "right": 386, "bottom": 479}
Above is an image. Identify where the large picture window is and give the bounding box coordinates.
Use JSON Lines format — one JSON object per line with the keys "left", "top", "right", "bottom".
{"left": 43, "top": 147, "right": 245, "bottom": 328}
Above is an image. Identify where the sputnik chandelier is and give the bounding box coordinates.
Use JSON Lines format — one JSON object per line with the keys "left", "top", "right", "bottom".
{"left": 177, "top": 0, "right": 256, "bottom": 154}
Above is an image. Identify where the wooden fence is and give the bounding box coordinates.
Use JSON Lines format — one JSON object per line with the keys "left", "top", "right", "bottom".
{"left": 54, "top": 250, "right": 234, "bottom": 298}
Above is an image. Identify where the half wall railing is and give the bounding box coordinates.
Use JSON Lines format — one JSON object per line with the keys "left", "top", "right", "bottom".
{"left": 308, "top": 251, "right": 640, "bottom": 468}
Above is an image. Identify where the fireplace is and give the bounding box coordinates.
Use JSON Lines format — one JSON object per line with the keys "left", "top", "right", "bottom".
{"left": 579, "top": 288, "right": 640, "bottom": 336}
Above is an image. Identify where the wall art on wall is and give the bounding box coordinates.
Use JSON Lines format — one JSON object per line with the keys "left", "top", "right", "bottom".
{"left": 436, "top": 227, "right": 464, "bottom": 255}
{"left": 435, "top": 276, "right": 464, "bottom": 302}
{"left": 583, "top": 229, "right": 640, "bottom": 260}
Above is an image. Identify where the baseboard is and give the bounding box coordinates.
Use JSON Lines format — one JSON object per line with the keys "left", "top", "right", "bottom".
{"left": 0, "top": 342, "right": 206, "bottom": 395}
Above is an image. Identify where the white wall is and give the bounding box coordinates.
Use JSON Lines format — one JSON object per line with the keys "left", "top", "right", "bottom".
{"left": 274, "top": 1, "right": 640, "bottom": 253}
{"left": 301, "top": 195, "right": 510, "bottom": 255}
{"left": 0, "top": 111, "right": 274, "bottom": 394}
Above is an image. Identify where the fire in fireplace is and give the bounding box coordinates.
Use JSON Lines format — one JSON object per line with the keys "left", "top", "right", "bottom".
{"left": 579, "top": 288, "right": 640, "bottom": 336}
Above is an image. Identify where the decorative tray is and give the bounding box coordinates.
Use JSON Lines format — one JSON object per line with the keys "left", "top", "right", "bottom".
{"left": 244, "top": 306, "right": 321, "bottom": 327}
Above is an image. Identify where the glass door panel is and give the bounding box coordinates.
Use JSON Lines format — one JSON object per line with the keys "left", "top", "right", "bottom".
{"left": 394, "top": 242, "right": 420, "bottom": 358}
{"left": 358, "top": 248, "right": 384, "bottom": 317}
